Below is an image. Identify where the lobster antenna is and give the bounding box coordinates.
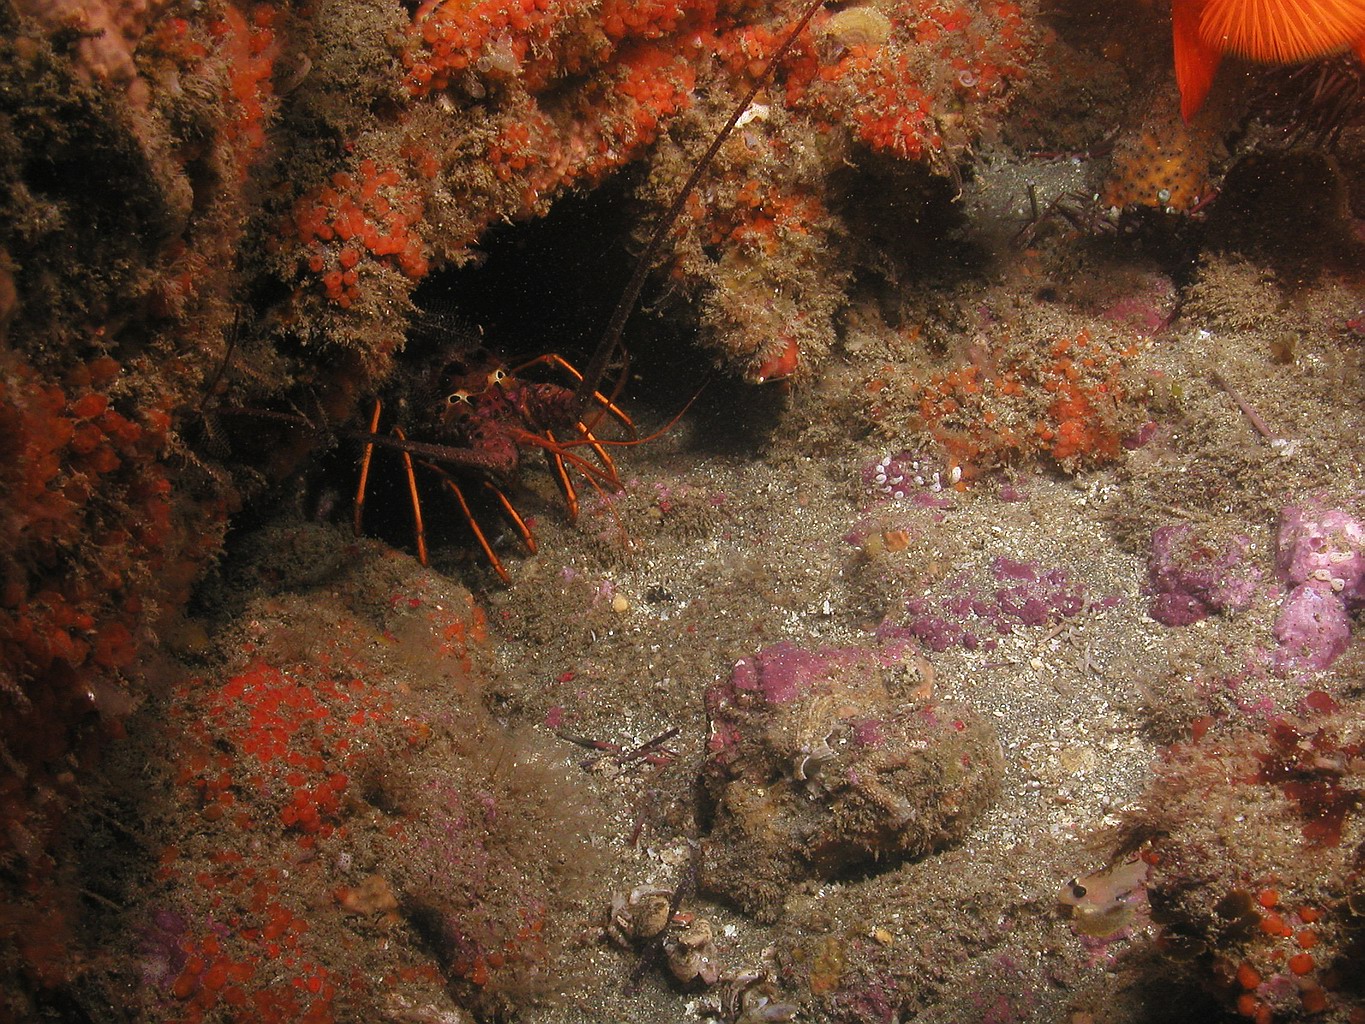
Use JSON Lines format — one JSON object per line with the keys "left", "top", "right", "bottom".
{"left": 572, "top": 0, "right": 829, "bottom": 421}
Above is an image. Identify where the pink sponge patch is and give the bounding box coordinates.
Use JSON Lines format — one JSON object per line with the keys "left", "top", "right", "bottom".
{"left": 1277, "top": 500, "right": 1365, "bottom": 607}
{"left": 1146, "top": 523, "right": 1260, "bottom": 627}
{"left": 1272, "top": 497, "right": 1364, "bottom": 670}
{"left": 1274, "top": 584, "right": 1352, "bottom": 671}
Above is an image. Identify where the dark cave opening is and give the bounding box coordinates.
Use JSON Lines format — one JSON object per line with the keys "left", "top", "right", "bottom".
{"left": 409, "top": 173, "right": 647, "bottom": 394}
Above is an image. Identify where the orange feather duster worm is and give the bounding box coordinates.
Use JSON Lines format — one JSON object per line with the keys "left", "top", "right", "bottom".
{"left": 1173, "top": 0, "right": 1365, "bottom": 119}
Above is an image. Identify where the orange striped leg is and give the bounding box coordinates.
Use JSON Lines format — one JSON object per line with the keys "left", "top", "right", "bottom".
{"left": 542, "top": 430, "right": 580, "bottom": 520}
{"left": 576, "top": 421, "right": 620, "bottom": 484}
{"left": 354, "top": 399, "right": 383, "bottom": 537}
{"left": 390, "top": 425, "right": 428, "bottom": 566}
{"left": 483, "top": 481, "right": 537, "bottom": 554}
{"left": 439, "top": 477, "right": 510, "bottom": 582}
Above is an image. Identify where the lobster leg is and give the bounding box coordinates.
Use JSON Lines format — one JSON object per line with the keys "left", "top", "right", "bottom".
{"left": 483, "top": 481, "right": 537, "bottom": 555}
{"left": 390, "top": 425, "right": 429, "bottom": 566}
{"left": 355, "top": 403, "right": 430, "bottom": 564}
{"left": 541, "top": 418, "right": 627, "bottom": 520}
{"left": 414, "top": 459, "right": 537, "bottom": 581}
{"left": 437, "top": 477, "right": 508, "bottom": 582}
{"left": 576, "top": 421, "right": 619, "bottom": 482}
{"left": 542, "top": 430, "right": 580, "bottom": 521}
{"left": 511, "top": 428, "right": 623, "bottom": 494}
{"left": 354, "top": 399, "right": 383, "bottom": 538}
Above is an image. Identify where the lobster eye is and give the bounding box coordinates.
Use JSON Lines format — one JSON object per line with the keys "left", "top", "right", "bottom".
{"left": 447, "top": 390, "right": 474, "bottom": 406}
{"left": 488, "top": 368, "right": 508, "bottom": 386}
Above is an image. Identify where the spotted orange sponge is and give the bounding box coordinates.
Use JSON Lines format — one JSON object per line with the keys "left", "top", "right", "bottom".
{"left": 1102, "top": 91, "right": 1219, "bottom": 212}
{"left": 1173, "top": 0, "right": 1365, "bottom": 119}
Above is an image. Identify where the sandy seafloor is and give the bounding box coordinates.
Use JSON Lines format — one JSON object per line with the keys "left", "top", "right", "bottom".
{"left": 86, "top": 138, "right": 1364, "bottom": 1024}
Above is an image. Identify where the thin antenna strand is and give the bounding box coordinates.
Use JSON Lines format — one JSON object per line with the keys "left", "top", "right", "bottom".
{"left": 572, "top": 0, "right": 828, "bottom": 420}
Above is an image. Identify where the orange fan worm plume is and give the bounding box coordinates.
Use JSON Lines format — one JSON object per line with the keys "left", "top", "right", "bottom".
{"left": 1173, "top": 0, "right": 1365, "bottom": 119}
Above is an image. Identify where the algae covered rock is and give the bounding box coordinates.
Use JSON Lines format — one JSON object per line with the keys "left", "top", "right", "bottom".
{"left": 1116, "top": 692, "right": 1365, "bottom": 1022}
{"left": 699, "top": 640, "right": 1003, "bottom": 921}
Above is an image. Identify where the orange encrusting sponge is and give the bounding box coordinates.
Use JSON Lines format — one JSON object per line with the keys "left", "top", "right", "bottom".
{"left": 286, "top": 159, "right": 430, "bottom": 308}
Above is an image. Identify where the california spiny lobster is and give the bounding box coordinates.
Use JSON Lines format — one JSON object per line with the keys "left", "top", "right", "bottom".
{"left": 351, "top": 346, "right": 638, "bottom": 581}
{"left": 232, "top": 0, "right": 827, "bottom": 581}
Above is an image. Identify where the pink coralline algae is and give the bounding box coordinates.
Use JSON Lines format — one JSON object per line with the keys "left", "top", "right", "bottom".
{"left": 700, "top": 640, "right": 1002, "bottom": 922}
{"left": 880, "top": 556, "right": 1110, "bottom": 653}
{"left": 1146, "top": 523, "right": 1260, "bottom": 627}
{"left": 1275, "top": 585, "right": 1351, "bottom": 672}
{"left": 1273, "top": 498, "right": 1364, "bottom": 670}
{"left": 1276, "top": 499, "right": 1365, "bottom": 603}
